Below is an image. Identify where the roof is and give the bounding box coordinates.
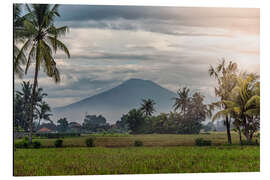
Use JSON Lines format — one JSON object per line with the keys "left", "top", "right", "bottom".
{"left": 37, "top": 127, "right": 52, "bottom": 132}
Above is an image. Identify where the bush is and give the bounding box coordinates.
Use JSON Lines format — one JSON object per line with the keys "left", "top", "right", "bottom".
{"left": 14, "top": 140, "right": 29, "bottom": 148}
{"left": 241, "top": 140, "right": 259, "bottom": 146}
{"left": 54, "top": 139, "right": 63, "bottom": 148}
{"left": 195, "top": 138, "right": 212, "bottom": 146}
{"left": 134, "top": 140, "right": 143, "bottom": 147}
{"left": 34, "top": 133, "right": 81, "bottom": 139}
{"left": 31, "top": 141, "right": 42, "bottom": 148}
{"left": 14, "top": 138, "right": 41, "bottom": 149}
{"left": 85, "top": 138, "right": 95, "bottom": 147}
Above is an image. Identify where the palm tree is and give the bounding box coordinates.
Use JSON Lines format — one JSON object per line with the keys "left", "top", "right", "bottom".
{"left": 15, "top": 4, "right": 70, "bottom": 142}
{"left": 173, "top": 87, "right": 190, "bottom": 117}
{"left": 36, "top": 101, "right": 53, "bottom": 129}
{"left": 13, "top": 4, "right": 33, "bottom": 78}
{"left": 208, "top": 59, "right": 238, "bottom": 144}
{"left": 140, "top": 98, "right": 156, "bottom": 117}
{"left": 212, "top": 73, "right": 260, "bottom": 143}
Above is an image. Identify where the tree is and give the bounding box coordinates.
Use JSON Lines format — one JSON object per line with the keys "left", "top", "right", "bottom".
{"left": 13, "top": 4, "right": 32, "bottom": 78}
{"left": 172, "top": 88, "right": 210, "bottom": 134}
{"left": 82, "top": 114, "right": 109, "bottom": 132}
{"left": 212, "top": 73, "right": 260, "bottom": 143}
{"left": 36, "top": 101, "right": 53, "bottom": 129}
{"left": 140, "top": 98, "right": 156, "bottom": 117}
{"left": 208, "top": 59, "right": 238, "bottom": 144}
{"left": 125, "top": 109, "right": 146, "bottom": 134}
{"left": 15, "top": 4, "right": 70, "bottom": 143}
{"left": 14, "top": 81, "right": 49, "bottom": 131}
{"left": 57, "top": 118, "right": 69, "bottom": 132}
{"left": 173, "top": 87, "right": 190, "bottom": 117}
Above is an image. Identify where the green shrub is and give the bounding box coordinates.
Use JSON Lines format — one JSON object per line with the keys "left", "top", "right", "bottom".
{"left": 34, "top": 133, "right": 81, "bottom": 139}
{"left": 23, "top": 136, "right": 29, "bottom": 142}
{"left": 195, "top": 138, "right": 212, "bottom": 146}
{"left": 241, "top": 140, "right": 259, "bottom": 146}
{"left": 31, "top": 141, "right": 42, "bottom": 148}
{"left": 134, "top": 140, "right": 143, "bottom": 147}
{"left": 54, "top": 139, "right": 63, "bottom": 147}
{"left": 15, "top": 140, "right": 29, "bottom": 148}
{"left": 85, "top": 138, "right": 95, "bottom": 147}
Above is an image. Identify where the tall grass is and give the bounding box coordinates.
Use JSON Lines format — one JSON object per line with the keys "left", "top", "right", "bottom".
{"left": 14, "top": 146, "right": 259, "bottom": 176}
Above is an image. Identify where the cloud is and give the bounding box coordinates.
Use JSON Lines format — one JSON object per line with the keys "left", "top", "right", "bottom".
{"left": 15, "top": 5, "right": 260, "bottom": 108}
{"left": 57, "top": 6, "right": 259, "bottom": 35}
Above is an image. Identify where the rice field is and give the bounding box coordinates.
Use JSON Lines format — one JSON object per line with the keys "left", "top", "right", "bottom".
{"left": 16, "top": 132, "right": 245, "bottom": 148}
{"left": 14, "top": 146, "right": 259, "bottom": 176}
{"left": 13, "top": 133, "right": 260, "bottom": 176}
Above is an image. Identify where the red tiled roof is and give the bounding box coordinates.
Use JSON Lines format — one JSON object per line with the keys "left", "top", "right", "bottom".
{"left": 37, "top": 127, "right": 52, "bottom": 132}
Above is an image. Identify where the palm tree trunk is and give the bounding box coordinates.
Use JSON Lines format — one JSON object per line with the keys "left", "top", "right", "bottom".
{"left": 225, "top": 116, "right": 232, "bottom": 144}
{"left": 29, "top": 61, "right": 39, "bottom": 143}
{"left": 238, "top": 127, "right": 242, "bottom": 145}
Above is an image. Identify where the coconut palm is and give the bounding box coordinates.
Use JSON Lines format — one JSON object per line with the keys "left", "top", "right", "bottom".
{"left": 36, "top": 101, "right": 53, "bottom": 129}
{"left": 212, "top": 73, "right": 260, "bottom": 142}
{"left": 13, "top": 4, "right": 34, "bottom": 77}
{"left": 173, "top": 87, "right": 190, "bottom": 117}
{"left": 208, "top": 59, "right": 238, "bottom": 144}
{"left": 140, "top": 98, "right": 156, "bottom": 117}
{"left": 15, "top": 4, "right": 70, "bottom": 142}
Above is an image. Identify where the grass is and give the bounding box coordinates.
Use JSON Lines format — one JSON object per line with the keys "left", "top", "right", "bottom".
{"left": 15, "top": 132, "right": 247, "bottom": 148}
{"left": 14, "top": 146, "right": 259, "bottom": 176}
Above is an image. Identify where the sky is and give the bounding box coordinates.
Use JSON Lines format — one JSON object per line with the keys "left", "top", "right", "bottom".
{"left": 14, "top": 5, "right": 260, "bottom": 108}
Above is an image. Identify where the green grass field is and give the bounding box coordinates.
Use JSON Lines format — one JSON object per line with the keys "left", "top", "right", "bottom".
{"left": 14, "top": 146, "right": 259, "bottom": 176}
{"left": 14, "top": 133, "right": 260, "bottom": 176}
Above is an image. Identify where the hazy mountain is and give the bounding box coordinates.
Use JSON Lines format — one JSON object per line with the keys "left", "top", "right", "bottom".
{"left": 53, "top": 78, "right": 177, "bottom": 124}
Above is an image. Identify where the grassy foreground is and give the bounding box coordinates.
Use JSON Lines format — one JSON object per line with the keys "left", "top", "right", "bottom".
{"left": 14, "top": 146, "right": 259, "bottom": 176}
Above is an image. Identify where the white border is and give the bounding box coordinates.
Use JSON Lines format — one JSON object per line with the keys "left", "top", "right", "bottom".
{"left": 1, "top": 0, "right": 269, "bottom": 180}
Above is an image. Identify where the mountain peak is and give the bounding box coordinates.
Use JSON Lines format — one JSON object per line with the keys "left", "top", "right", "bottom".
{"left": 53, "top": 78, "right": 177, "bottom": 123}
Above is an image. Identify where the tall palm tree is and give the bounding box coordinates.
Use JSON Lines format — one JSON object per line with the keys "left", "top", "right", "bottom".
{"left": 212, "top": 73, "right": 260, "bottom": 142}
{"left": 208, "top": 59, "right": 238, "bottom": 144}
{"left": 173, "top": 87, "right": 190, "bottom": 117}
{"left": 15, "top": 4, "right": 70, "bottom": 142}
{"left": 140, "top": 98, "right": 156, "bottom": 117}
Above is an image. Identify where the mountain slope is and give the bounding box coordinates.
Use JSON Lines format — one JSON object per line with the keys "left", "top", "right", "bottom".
{"left": 53, "top": 79, "right": 177, "bottom": 123}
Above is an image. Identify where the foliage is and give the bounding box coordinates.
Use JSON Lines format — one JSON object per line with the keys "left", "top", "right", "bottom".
{"left": 14, "top": 4, "right": 70, "bottom": 143}
{"left": 140, "top": 99, "right": 156, "bottom": 117}
{"left": 124, "top": 109, "right": 146, "bottom": 134}
{"left": 57, "top": 118, "right": 69, "bottom": 132}
{"left": 15, "top": 139, "right": 29, "bottom": 148}
{"left": 14, "top": 81, "right": 52, "bottom": 132}
{"left": 212, "top": 73, "right": 260, "bottom": 142}
{"left": 32, "top": 141, "right": 42, "bottom": 148}
{"left": 85, "top": 138, "right": 95, "bottom": 147}
{"left": 34, "top": 132, "right": 80, "bottom": 139}
{"left": 241, "top": 140, "right": 259, "bottom": 146}
{"left": 195, "top": 138, "right": 212, "bottom": 146}
{"left": 54, "top": 139, "right": 63, "bottom": 148}
{"left": 134, "top": 140, "right": 143, "bottom": 147}
{"left": 82, "top": 115, "right": 110, "bottom": 132}
{"left": 208, "top": 59, "right": 238, "bottom": 144}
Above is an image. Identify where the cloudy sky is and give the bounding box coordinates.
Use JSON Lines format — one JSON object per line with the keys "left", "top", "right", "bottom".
{"left": 15, "top": 5, "right": 260, "bottom": 108}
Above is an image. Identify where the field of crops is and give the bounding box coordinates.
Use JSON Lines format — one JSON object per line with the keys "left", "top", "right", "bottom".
{"left": 15, "top": 132, "right": 245, "bottom": 148}
{"left": 14, "top": 146, "right": 259, "bottom": 176}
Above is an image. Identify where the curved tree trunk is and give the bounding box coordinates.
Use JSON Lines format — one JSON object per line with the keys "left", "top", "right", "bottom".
{"left": 29, "top": 61, "right": 39, "bottom": 143}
